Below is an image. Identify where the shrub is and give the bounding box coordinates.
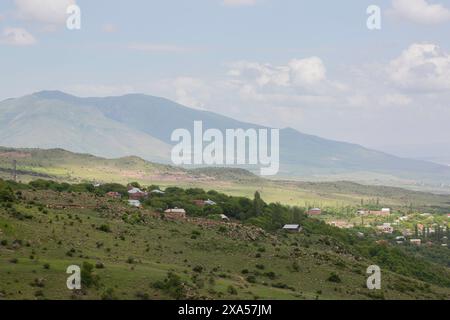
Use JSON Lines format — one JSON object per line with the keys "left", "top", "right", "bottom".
{"left": 327, "top": 272, "right": 342, "bottom": 283}
{"left": 152, "top": 272, "right": 186, "bottom": 299}
{"left": 193, "top": 265, "right": 203, "bottom": 273}
{"left": 97, "top": 224, "right": 111, "bottom": 233}
{"left": 81, "top": 262, "right": 99, "bottom": 288}
{"left": 227, "top": 285, "right": 238, "bottom": 295}
{"left": 101, "top": 288, "right": 118, "bottom": 300}
{"left": 0, "top": 180, "right": 15, "bottom": 202}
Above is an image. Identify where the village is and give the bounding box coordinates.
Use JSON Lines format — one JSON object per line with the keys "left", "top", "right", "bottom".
{"left": 101, "top": 183, "right": 450, "bottom": 250}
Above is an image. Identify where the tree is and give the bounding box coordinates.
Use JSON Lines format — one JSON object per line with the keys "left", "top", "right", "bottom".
{"left": 253, "top": 191, "right": 264, "bottom": 217}
{"left": 0, "top": 180, "right": 15, "bottom": 202}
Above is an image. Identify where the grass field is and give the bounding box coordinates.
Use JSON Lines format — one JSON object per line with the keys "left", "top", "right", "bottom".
{"left": 1, "top": 189, "right": 450, "bottom": 300}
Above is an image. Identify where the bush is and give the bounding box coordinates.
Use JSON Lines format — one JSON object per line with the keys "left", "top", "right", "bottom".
{"left": 0, "top": 180, "right": 15, "bottom": 202}
{"left": 227, "top": 285, "right": 238, "bottom": 295}
{"left": 101, "top": 288, "right": 118, "bottom": 300}
{"left": 97, "top": 224, "right": 111, "bottom": 233}
{"left": 81, "top": 262, "right": 99, "bottom": 288}
{"left": 327, "top": 272, "right": 342, "bottom": 283}
{"left": 193, "top": 265, "right": 203, "bottom": 273}
{"left": 152, "top": 272, "right": 186, "bottom": 299}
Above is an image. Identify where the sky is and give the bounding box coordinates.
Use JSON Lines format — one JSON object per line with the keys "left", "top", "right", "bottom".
{"left": 0, "top": 0, "right": 450, "bottom": 158}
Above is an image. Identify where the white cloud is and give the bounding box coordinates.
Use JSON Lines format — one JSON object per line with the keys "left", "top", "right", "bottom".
{"left": 127, "top": 43, "right": 196, "bottom": 53}
{"left": 0, "top": 27, "right": 36, "bottom": 46}
{"left": 390, "top": 0, "right": 450, "bottom": 24}
{"left": 15, "top": 0, "right": 76, "bottom": 26}
{"left": 388, "top": 43, "right": 450, "bottom": 92}
{"left": 289, "top": 58, "right": 327, "bottom": 86}
{"left": 223, "top": 0, "right": 257, "bottom": 7}
{"left": 228, "top": 57, "right": 328, "bottom": 89}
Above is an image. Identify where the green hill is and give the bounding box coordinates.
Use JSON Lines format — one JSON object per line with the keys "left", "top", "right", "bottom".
{"left": 2, "top": 146, "right": 450, "bottom": 212}
{"left": 1, "top": 179, "right": 450, "bottom": 300}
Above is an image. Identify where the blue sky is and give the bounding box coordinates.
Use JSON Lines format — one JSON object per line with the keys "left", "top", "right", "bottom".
{"left": 1, "top": 0, "right": 450, "bottom": 157}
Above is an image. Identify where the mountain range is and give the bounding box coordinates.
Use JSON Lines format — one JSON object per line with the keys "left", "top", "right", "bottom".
{"left": 1, "top": 90, "right": 450, "bottom": 187}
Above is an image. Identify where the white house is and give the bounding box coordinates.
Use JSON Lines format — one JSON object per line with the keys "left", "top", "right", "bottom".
{"left": 164, "top": 208, "right": 187, "bottom": 219}
{"left": 282, "top": 224, "right": 302, "bottom": 232}
{"left": 205, "top": 199, "right": 217, "bottom": 206}
{"left": 377, "top": 223, "right": 394, "bottom": 234}
{"left": 395, "top": 236, "right": 406, "bottom": 244}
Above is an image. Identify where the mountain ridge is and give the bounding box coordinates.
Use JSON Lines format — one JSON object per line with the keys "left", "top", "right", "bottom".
{"left": 1, "top": 90, "right": 450, "bottom": 187}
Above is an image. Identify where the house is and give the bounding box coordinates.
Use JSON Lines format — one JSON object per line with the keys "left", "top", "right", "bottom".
{"left": 381, "top": 208, "right": 391, "bottom": 214}
{"left": 282, "top": 224, "right": 302, "bottom": 232}
{"left": 128, "top": 187, "right": 148, "bottom": 200}
{"left": 307, "top": 208, "right": 321, "bottom": 215}
{"left": 106, "top": 191, "right": 121, "bottom": 199}
{"left": 395, "top": 236, "right": 406, "bottom": 244}
{"left": 220, "top": 214, "right": 230, "bottom": 222}
{"left": 193, "top": 199, "right": 217, "bottom": 207}
{"left": 368, "top": 210, "right": 390, "bottom": 217}
{"left": 128, "top": 200, "right": 141, "bottom": 208}
{"left": 328, "top": 220, "right": 354, "bottom": 229}
{"left": 164, "top": 208, "right": 186, "bottom": 219}
{"left": 377, "top": 223, "right": 394, "bottom": 234}
{"left": 204, "top": 199, "right": 217, "bottom": 206}
{"left": 150, "top": 189, "right": 165, "bottom": 195}
{"left": 410, "top": 239, "right": 421, "bottom": 246}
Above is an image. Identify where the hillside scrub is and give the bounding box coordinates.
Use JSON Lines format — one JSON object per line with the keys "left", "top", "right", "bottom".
{"left": 1, "top": 178, "right": 450, "bottom": 291}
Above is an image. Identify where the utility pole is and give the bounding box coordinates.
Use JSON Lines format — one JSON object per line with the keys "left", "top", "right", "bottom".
{"left": 12, "top": 159, "right": 17, "bottom": 182}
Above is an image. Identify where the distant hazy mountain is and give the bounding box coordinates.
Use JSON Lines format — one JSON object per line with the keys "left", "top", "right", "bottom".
{"left": 2, "top": 90, "right": 450, "bottom": 185}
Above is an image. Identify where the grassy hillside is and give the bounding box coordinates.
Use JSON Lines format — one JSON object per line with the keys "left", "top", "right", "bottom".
{"left": 1, "top": 182, "right": 450, "bottom": 300}
{"left": 2, "top": 146, "right": 450, "bottom": 213}
{"left": 2, "top": 147, "right": 450, "bottom": 213}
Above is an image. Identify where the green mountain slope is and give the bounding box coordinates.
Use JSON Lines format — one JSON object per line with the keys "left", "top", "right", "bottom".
{"left": 1, "top": 182, "right": 450, "bottom": 300}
